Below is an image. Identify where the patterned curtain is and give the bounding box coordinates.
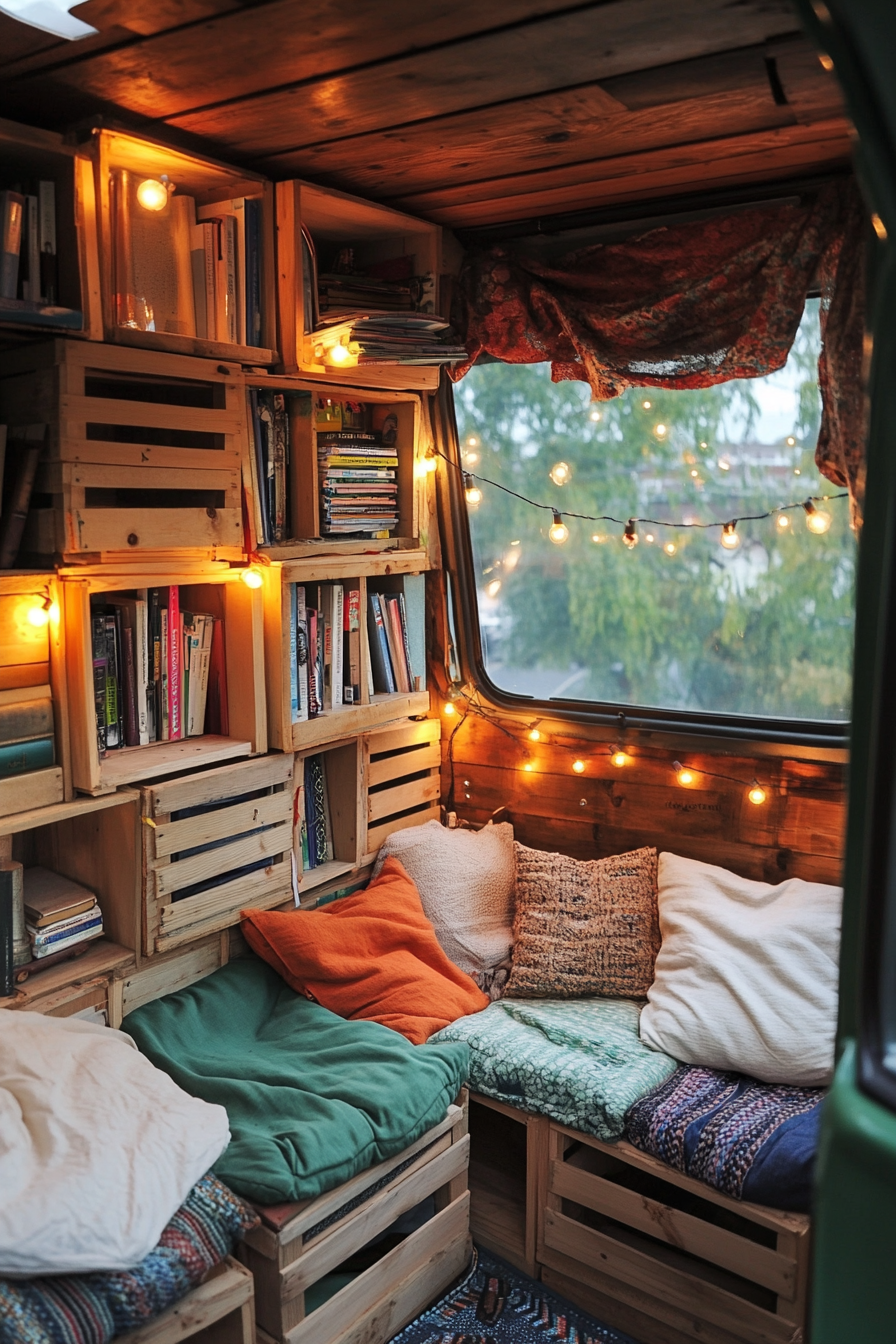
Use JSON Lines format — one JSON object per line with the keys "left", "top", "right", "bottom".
{"left": 452, "top": 179, "right": 866, "bottom": 521}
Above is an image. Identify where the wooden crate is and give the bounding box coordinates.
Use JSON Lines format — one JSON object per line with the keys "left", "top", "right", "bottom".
{"left": 263, "top": 556, "right": 430, "bottom": 754}
{"left": 0, "top": 340, "right": 248, "bottom": 563}
{"left": 62, "top": 564, "right": 266, "bottom": 794}
{"left": 240, "top": 1100, "right": 470, "bottom": 1344}
{"left": 0, "top": 571, "right": 71, "bottom": 815}
{"left": 275, "top": 180, "right": 441, "bottom": 391}
{"left": 362, "top": 719, "right": 441, "bottom": 862}
{"left": 538, "top": 1123, "right": 811, "bottom": 1344}
{"left": 87, "top": 127, "right": 277, "bottom": 365}
{"left": 142, "top": 753, "right": 294, "bottom": 956}
{"left": 466, "top": 1092, "right": 548, "bottom": 1280}
{"left": 295, "top": 737, "right": 361, "bottom": 899}
{"left": 0, "top": 116, "right": 102, "bottom": 341}
{"left": 117, "top": 1256, "right": 255, "bottom": 1344}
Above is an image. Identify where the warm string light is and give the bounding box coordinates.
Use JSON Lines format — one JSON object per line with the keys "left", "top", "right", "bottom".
{"left": 464, "top": 473, "right": 483, "bottom": 507}
{"left": 720, "top": 522, "right": 740, "bottom": 550}
{"left": 136, "top": 176, "right": 172, "bottom": 211}
{"left": 549, "top": 511, "right": 569, "bottom": 544}
{"left": 550, "top": 461, "right": 572, "bottom": 486}
{"left": 572, "top": 758, "right": 586, "bottom": 774}
{"left": 240, "top": 566, "right": 264, "bottom": 589}
{"left": 673, "top": 759, "right": 770, "bottom": 806}
{"left": 803, "top": 500, "right": 833, "bottom": 534}
{"left": 623, "top": 519, "right": 638, "bottom": 549}
{"left": 27, "top": 596, "right": 58, "bottom": 626}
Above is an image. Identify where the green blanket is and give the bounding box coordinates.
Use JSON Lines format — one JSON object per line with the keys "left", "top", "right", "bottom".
{"left": 124, "top": 958, "right": 470, "bottom": 1205}
{"left": 432, "top": 997, "right": 676, "bottom": 1140}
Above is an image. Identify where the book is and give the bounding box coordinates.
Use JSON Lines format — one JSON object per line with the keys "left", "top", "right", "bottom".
{"left": 294, "top": 585, "right": 309, "bottom": 723}
{"left": 0, "top": 190, "right": 24, "bottom": 300}
{"left": 382, "top": 594, "right": 411, "bottom": 693}
{"left": 28, "top": 903, "right": 101, "bottom": 946}
{"left": 343, "top": 588, "right": 361, "bottom": 704}
{"left": 38, "top": 180, "right": 57, "bottom": 305}
{"left": 190, "top": 224, "right": 209, "bottom": 338}
{"left": 288, "top": 583, "right": 299, "bottom": 723}
{"left": 91, "top": 613, "right": 108, "bottom": 757}
{"left": 107, "top": 598, "right": 139, "bottom": 747}
{"left": 23, "top": 866, "right": 97, "bottom": 928}
{"left": 328, "top": 584, "right": 344, "bottom": 709}
{"left": 366, "top": 593, "right": 396, "bottom": 694}
{"left": 134, "top": 591, "right": 150, "bottom": 745}
{"left": 167, "top": 585, "right": 182, "bottom": 740}
{"left": 245, "top": 197, "right": 262, "bottom": 347}
{"left": 21, "top": 193, "right": 39, "bottom": 301}
{"left": 206, "top": 614, "right": 229, "bottom": 735}
{"left": 160, "top": 604, "right": 170, "bottom": 740}
{"left": 102, "top": 611, "right": 122, "bottom": 749}
{"left": 272, "top": 392, "right": 288, "bottom": 543}
{"left": 0, "top": 695, "right": 53, "bottom": 746}
{"left": 0, "top": 737, "right": 54, "bottom": 777}
{"left": 32, "top": 919, "right": 103, "bottom": 959}
{"left": 199, "top": 199, "right": 245, "bottom": 344}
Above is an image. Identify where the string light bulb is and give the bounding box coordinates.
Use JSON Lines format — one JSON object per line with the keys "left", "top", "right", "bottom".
{"left": 486, "top": 579, "right": 502, "bottom": 598}
{"left": 777, "top": 513, "right": 791, "bottom": 530}
{"left": 674, "top": 761, "right": 695, "bottom": 787}
{"left": 136, "top": 176, "right": 172, "bottom": 211}
{"left": 623, "top": 519, "right": 638, "bottom": 549}
{"left": 442, "top": 701, "right": 457, "bottom": 717}
{"left": 467, "top": 436, "right": 479, "bottom": 448}
{"left": 655, "top": 423, "right": 667, "bottom": 438}
{"left": 645, "top": 532, "right": 655, "bottom": 544}
{"left": 611, "top": 749, "right": 628, "bottom": 768}
{"left": 572, "top": 759, "right": 586, "bottom": 774}
{"left": 591, "top": 533, "right": 604, "bottom": 544}
{"left": 642, "top": 400, "right": 652, "bottom": 409}
{"left": 720, "top": 522, "right": 740, "bottom": 551}
{"left": 664, "top": 541, "right": 677, "bottom": 556}
{"left": 464, "top": 474, "right": 482, "bottom": 507}
{"left": 240, "top": 567, "right": 264, "bottom": 589}
{"left": 786, "top": 435, "right": 797, "bottom": 447}
{"left": 589, "top": 408, "right": 602, "bottom": 422}
{"left": 27, "top": 596, "right": 55, "bottom": 627}
{"left": 718, "top": 458, "right": 730, "bottom": 471}
{"left": 528, "top": 725, "right": 542, "bottom": 742}
{"left": 550, "top": 461, "right": 571, "bottom": 486}
{"left": 748, "top": 780, "right": 768, "bottom": 806}
{"left": 549, "top": 511, "right": 569, "bottom": 544}
{"left": 327, "top": 342, "right": 352, "bottom": 365}
{"left": 522, "top": 760, "right": 535, "bottom": 773}
{"left": 803, "top": 500, "right": 833, "bottom": 534}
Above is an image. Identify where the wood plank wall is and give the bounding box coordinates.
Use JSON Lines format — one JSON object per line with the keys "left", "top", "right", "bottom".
{"left": 438, "top": 712, "right": 846, "bottom": 887}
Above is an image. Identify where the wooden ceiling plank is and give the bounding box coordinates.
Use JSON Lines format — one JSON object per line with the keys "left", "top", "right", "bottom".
{"left": 391, "top": 118, "right": 853, "bottom": 224}
{"left": 597, "top": 41, "right": 770, "bottom": 109}
{"left": 69, "top": 0, "right": 245, "bottom": 38}
{"left": 263, "top": 85, "right": 793, "bottom": 201}
{"left": 164, "top": 0, "right": 801, "bottom": 157}
{"left": 767, "top": 36, "right": 845, "bottom": 125}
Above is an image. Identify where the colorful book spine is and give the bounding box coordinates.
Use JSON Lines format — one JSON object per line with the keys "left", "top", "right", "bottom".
{"left": 0, "top": 738, "right": 55, "bottom": 778}
{"left": 167, "top": 585, "right": 181, "bottom": 741}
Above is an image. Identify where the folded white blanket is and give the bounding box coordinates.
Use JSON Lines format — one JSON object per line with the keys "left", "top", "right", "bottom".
{"left": 0, "top": 1010, "right": 230, "bottom": 1275}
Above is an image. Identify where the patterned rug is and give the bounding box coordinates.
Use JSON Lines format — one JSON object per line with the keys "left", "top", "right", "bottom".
{"left": 390, "top": 1247, "right": 640, "bottom": 1344}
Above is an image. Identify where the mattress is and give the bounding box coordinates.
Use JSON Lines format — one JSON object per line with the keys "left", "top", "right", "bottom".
{"left": 624, "top": 1065, "right": 825, "bottom": 1211}
{"left": 124, "top": 957, "right": 470, "bottom": 1206}
{"left": 431, "top": 997, "right": 676, "bottom": 1140}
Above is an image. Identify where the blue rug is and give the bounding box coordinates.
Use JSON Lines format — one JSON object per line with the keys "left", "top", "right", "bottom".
{"left": 389, "top": 1247, "right": 641, "bottom": 1344}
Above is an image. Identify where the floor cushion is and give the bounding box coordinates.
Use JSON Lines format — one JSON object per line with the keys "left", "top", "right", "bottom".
{"left": 639, "top": 852, "right": 842, "bottom": 1085}
{"left": 241, "top": 855, "right": 489, "bottom": 1043}
{"left": 0, "top": 1011, "right": 230, "bottom": 1276}
{"left": 625, "top": 1065, "right": 825, "bottom": 1212}
{"left": 0, "top": 1174, "right": 256, "bottom": 1344}
{"left": 374, "top": 820, "right": 515, "bottom": 997}
{"left": 124, "top": 956, "right": 470, "bottom": 1205}
{"left": 432, "top": 997, "right": 676, "bottom": 1140}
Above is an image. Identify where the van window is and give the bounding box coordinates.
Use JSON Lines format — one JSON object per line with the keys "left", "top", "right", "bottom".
{"left": 455, "top": 299, "right": 856, "bottom": 724}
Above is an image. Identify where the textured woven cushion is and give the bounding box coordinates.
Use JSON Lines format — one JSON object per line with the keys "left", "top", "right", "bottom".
{"left": 375, "top": 821, "right": 515, "bottom": 993}
{"left": 0, "top": 1174, "right": 256, "bottom": 1344}
{"left": 639, "top": 852, "right": 842, "bottom": 1085}
{"left": 505, "top": 843, "right": 659, "bottom": 998}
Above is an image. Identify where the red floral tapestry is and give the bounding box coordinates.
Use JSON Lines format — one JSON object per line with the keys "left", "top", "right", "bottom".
{"left": 452, "top": 179, "right": 866, "bottom": 520}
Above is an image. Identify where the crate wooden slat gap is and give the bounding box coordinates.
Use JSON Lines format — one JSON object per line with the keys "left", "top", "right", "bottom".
{"left": 362, "top": 719, "right": 441, "bottom": 862}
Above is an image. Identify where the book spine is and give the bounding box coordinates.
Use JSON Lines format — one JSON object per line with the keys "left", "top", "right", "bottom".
{"left": 223, "top": 215, "right": 238, "bottom": 343}
{"left": 29, "top": 905, "right": 100, "bottom": 943}
{"left": 330, "top": 585, "right": 343, "bottom": 710}
{"left": 0, "top": 191, "right": 24, "bottom": 300}
{"left": 398, "top": 590, "right": 416, "bottom": 689}
{"left": 295, "top": 586, "right": 309, "bottom": 723}
{"left": 206, "top": 616, "right": 229, "bottom": 736}
{"left": 272, "top": 392, "right": 287, "bottom": 543}
{"left": 0, "top": 737, "right": 55, "bottom": 778}
{"left": 91, "top": 614, "right": 108, "bottom": 758}
{"left": 0, "top": 863, "right": 28, "bottom": 968}
{"left": 135, "top": 593, "right": 149, "bottom": 745}
{"left": 22, "top": 194, "right": 38, "bottom": 301}
{"left": 203, "top": 222, "right": 217, "bottom": 341}
{"left": 167, "top": 586, "right": 181, "bottom": 740}
{"left": 245, "top": 197, "right": 262, "bottom": 347}
{"left": 0, "top": 697, "right": 54, "bottom": 746}
{"left": 149, "top": 588, "right": 160, "bottom": 742}
{"left": 122, "top": 612, "right": 139, "bottom": 748}
{"left": 289, "top": 583, "right": 299, "bottom": 722}
{"left": 307, "top": 607, "right": 320, "bottom": 717}
{"left": 190, "top": 226, "right": 208, "bottom": 339}
{"left": 33, "top": 923, "right": 103, "bottom": 958}
{"left": 32, "top": 912, "right": 102, "bottom": 948}
{"left": 383, "top": 596, "right": 410, "bottom": 694}
{"left": 343, "top": 588, "right": 361, "bottom": 705}
{"left": 38, "top": 180, "right": 56, "bottom": 305}
{"left": 160, "top": 606, "right": 169, "bottom": 741}
{"left": 104, "top": 613, "right": 121, "bottom": 748}
{"left": 193, "top": 614, "right": 214, "bottom": 736}
{"left": 366, "top": 594, "right": 396, "bottom": 694}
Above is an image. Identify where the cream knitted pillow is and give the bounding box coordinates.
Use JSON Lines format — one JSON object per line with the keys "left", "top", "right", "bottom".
{"left": 375, "top": 820, "right": 515, "bottom": 995}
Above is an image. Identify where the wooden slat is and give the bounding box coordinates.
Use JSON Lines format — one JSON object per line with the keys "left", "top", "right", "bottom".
{"left": 367, "top": 741, "right": 441, "bottom": 788}
{"left": 368, "top": 774, "right": 440, "bottom": 824}
{"left": 120, "top": 939, "right": 222, "bottom": 1016}
{"left": 364, "top": 804, "right": 441, "bottom": 858}
{"left": 164, "top": 1, "right": 800, "bottom": 156}
{"left": 90, "top": 735, "right": 253, "bottom": 792}
{"left": 150, "top": 751, "right": 293, "bottom": 814}
{"left": 152, "top": 791, "right": 292, "bottom": 858}
{"left": 291, "top": 693, "right": 430, "bottom": 751}
{"left": 156, "top": 865, "right": 292, "bottom": 944}
{"left": 550, "top": 1160, "right": 795, "bottom": 1297}
{"left": 366, "top": 718, "right": 440, "bottom": 755}
{"left": 543, "top": 1210, "right": 797, "bottom": 1344}
{"left": 0, "top": 767, "right": 63, "bottom": 819}
{"left": 69, "top": 507, "right": 244, "bottom": 556}
{"left": 61, "top": 394, "right": 243, "bottom": 434}
{"left": 115, "top": 1257, "right": 253, "bottom": 1344}
{"left": 155, "top": 821, "right": 291, "bottom": 896}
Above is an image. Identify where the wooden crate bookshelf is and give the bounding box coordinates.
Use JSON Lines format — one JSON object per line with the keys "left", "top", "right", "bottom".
{"left": 88, "top": 127, "right": 277, "bottom": 365}
{"left": 0, "top": 789, "right": 141, "bottom": 1022}
{"left": 295, "top": 736, "right": 362, "bottom": 898}
{"left": 362, "top": 719, "right": 440, "bottom": 863}
{"left": 275, "top": 179, "right": 442, "bottom": 390}
{"left": 142, "top": 752, "right": 294, "bottom": 956}
{"left": 0, "top": 116, "right": 101, "bottom": 341}
{"left": 243, "top": 378, "right": 423, "bottom": 555}
{"left": 62, "top": 564, "right": 266, "bottom": 794}
{"left": 0, "top": 340, "right": 248, "bottom": 563}
{"left": 0, "top": 571, "right": 71, "bottom": 817}
{"left": 263, "top": 557, "right": 429, "bottom": 753}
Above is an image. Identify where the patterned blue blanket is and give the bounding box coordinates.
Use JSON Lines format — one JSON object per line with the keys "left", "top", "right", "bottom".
{"left": 625, "top": 1066, "right": 824, "bottom": 1212}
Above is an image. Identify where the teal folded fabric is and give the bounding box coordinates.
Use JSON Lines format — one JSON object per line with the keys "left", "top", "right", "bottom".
{"left": 124, "top": 958, "right": 469, "bottom": 1206}
{"left": 432, "top": 997, "right": 676, "bottom": 1140}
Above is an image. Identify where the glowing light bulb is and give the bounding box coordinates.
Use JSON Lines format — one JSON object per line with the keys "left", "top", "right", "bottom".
{"left": 464, "top": 474, "right": 482, "bottom": 507}
{"left": 645, "top": 532, "right": 655, "bottom": 544}
{"left": 591, "top": 533, "right": 604, "bottom": 544}
{"left": 528, "top": 727, "right": 541, "bottom": 742}
{"left": 720, "top": 522, "right": 740, "bottom": 551}
{"left": 463, "top": 450, "right": 479, "bottom": 465}
{"left": 611, "top": 750, "right": 627, "bottom": 768}
{"left": 718, "top": 458, "right": 730, "bottom": 471}
{"left": 549, "top": 461, "right": 571, "bottom": 486}
{"left": 655, "top": 423, "right": 667, "bottom": 438}
{"left": 549, "top": 511, "right": 569, "bottom": 545}
{"left": 786, "top": 435, "right": 797, "bottom": 447}
{"left": 327, "top": 342, "right": 352, "bottom": 365}
{"left": 467, "top": 436, "right": 479, "bottom": 448}
{"left": 803, "top": 500, "right": 833, "bottom": 534}
{"left": 664, "top": 541, "right": 677, "bottom": 556}
{"left": 690, "top": 469, "right": 699, "bottom": 478}
{"left": 27, "top": 600, "right": 51, "bottom": 627}
{"left": 748, "top": 781, "right": 767, "bottom": 806}
{"left": 423, "top": 453, "right": 437, "bottom": 474}
{"left": 700, "top": 441, "right": 708, "bottom": 449}
{"left": 486, "top": 579, "right": 502, "bottom": 598}
{"left": 674, "top": 761, "right": 695, "bottom": 787}
{"left": 572, "top": 759, "right": 586, "bottom": 774}
{"left": 136, "top": 177, "right": 170, "bottom": 211}
{"left": 819, "top": 52, "right": 834, "bottom": 71}
{"left": 794, "top": 468, "right": 801, "bottom": 476}
{"left": 522, "top": 761, "right": 535, "bottom": 773}
{"left": 240, "top": 567, "right": 264, "bottom": 589}
{"left": 871, "top": 213, "right": 888, "bottom": 241}
{"left": 623, "top": 520, "right": 638, "bottom": 549}
{"left": 589, "top": 408, "right": 602, "bottom": 422}
{"left": 642, "top": 400, "right": 652, "bottom": 410}
{"left": 777, "top": 513, "right": 791, "bottom": 530}
{"left": 443, "top": 701, "right": 457, "bottom": 717}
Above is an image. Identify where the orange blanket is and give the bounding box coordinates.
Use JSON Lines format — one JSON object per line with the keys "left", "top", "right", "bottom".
{"left": 241, "top": 856, "right": 489, "bottom": 1044}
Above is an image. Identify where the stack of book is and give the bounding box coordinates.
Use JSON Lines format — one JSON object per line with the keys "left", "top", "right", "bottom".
{"left": 314, "top": 312, "right": 467, "bottom": 367}
{"left": 0, "top": 179, "right": 79, "bottom": 327}
{"left": 289, "top": 583, "right": 362, "bottom": 723}
{"left": 247, "top": 387, "right": 309, "bottom": 545}
{"left": 318, "top": 429, "right": 398, "bottom": 536}
{"left": 317, "top": 271, "right": 421, "bottom": 316}
{"left": 23, "top": 867, "right": 103, "bottom": 962}
{"left": 0, "top": 683, "right": 55, "bottom": 779}
{"left": 367, "top": 591, "right": 417, "bottom": 695}
{"left": 300, "top": 753, "right": 332, "bottom": 871}
{"left": 90, "top": 587, "right": 226, "bottom": 758}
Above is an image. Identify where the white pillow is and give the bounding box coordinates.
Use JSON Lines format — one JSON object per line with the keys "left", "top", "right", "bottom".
{"left": 0, "top": 1010, "right": 230, "bottom": 1275}
{"left": 375, "top": 820, "right": 515, "bottom": 994}
{"left": 639, "top": 852, "right": 842, "bottom": 1086}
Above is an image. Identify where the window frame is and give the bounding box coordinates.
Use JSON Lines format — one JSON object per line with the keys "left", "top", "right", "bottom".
{"left": 439, "top": 376, "right": 852, "bottom": 754}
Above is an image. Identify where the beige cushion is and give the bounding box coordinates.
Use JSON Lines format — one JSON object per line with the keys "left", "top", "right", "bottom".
{"left": 639, "top": 852, "right": 843, "bottom": 1085}
{"left": 505, "top": 843, "right": 659, "bottom": 999}
{"left": 375, "top": 820, "right": 515, "bottom": 995}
